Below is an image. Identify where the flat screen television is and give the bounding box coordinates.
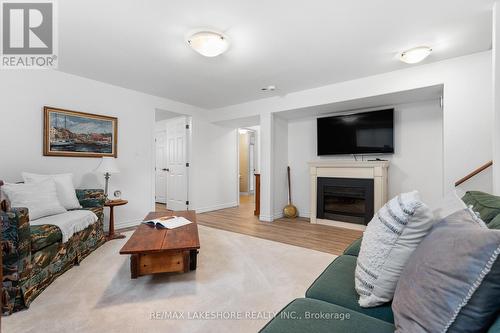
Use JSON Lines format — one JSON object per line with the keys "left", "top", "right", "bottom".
{"left": 317, "top": 109, "right": 394, "bottom": 155}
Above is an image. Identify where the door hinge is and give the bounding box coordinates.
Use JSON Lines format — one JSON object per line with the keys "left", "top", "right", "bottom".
{"left": 186, "top": 200, "right": 189, "bottom": 205}
{"left": 186, "top": 124, "right": 190, "bottom": 129}
{"left": 186, "top": 162, "right": 190, "bottom": 167}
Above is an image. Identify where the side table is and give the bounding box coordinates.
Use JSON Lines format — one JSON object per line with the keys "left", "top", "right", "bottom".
{"left": 104, "top": 199, "right": 128, "bottom": 240}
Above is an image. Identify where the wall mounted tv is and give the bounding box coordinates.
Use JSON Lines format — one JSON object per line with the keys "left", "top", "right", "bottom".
{"left": 317, "top": 109, "right": 394, "bottom": 156}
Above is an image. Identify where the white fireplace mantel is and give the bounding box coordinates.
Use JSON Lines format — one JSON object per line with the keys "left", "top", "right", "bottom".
{"left": 309, "top": 160, "right": 389, "bottom": 230}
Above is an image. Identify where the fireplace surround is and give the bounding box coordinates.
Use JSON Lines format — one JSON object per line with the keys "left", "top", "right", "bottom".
{"left": 309, "top": 161, "right": 389, "bottom": 230}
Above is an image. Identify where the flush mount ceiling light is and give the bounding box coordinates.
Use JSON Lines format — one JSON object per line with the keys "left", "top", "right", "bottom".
{"left": 399, "top": 46, "right": 432, "bottom": 64}
{"left": 261, "top": 85, "right": 277, "bottom": 91}
{"left": 187, "top": 31, "right": 229, "bottom": 57}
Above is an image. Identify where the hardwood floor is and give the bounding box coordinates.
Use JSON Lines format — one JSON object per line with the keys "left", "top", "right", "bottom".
{"left": 155, "top": 202, "right": 172, "bottom": 212}
{"left": 151, "top": 196, "right": 362, "bottom": 255}
{"left": 196, "top": 195, "right": 362, "bottom": 255}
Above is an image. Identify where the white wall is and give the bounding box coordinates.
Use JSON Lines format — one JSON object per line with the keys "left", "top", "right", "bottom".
{"left": 494, "top": 2, "right": 500, "bottom": 194}
{"left": 155, "top": 118, "right": 170, "bottom": 131}
{"left": 273, "top": 116, "right": 289, "bottom": 218}
{"left": 190, "top": 120, "right": 238, "bottom": 213}
{"left": 0, "top": 70, "right": 238, "bottom": 228}
{"left": 247, "top": 125, "right": 261, "bottom": 173}
{"left": 288, "top": 101, "right": 444, "bottom": 217}
{"left": 211, "top": 52, "right": 493, "bottom": 220}
{"left": 259, "top": 113, "right": 274, "bottom": 221}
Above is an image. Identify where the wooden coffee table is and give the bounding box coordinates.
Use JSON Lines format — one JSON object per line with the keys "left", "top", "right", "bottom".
{"left": 119, "top": 211, "right": 200, "bottom": 279}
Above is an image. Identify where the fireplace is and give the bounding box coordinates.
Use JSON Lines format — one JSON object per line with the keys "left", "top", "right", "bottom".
{"left": 317, "top": 177, "right": 374, "bottom": 225}
{"left": 309, "top": 161, "right": 388, "bottom": 229}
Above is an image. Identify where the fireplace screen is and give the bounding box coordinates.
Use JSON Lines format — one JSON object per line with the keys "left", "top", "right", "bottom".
{"left": 317, "top": 177, "right": 374, "bottom": 225}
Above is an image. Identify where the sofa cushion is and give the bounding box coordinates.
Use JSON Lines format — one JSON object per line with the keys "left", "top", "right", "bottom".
{"left": 343, "top": 238, "right": 362, "bottom": 256}
{"left": 392, "top": 209, "right": 500, "bottom": 333}
{"left": 2, "top": 180, "right": 67, "bottom": 220}
{"left": 306, "top": 255, "right": 394, "bottom": 323}
{"left": 22, "top": 172, "right": 81, "bottom": 210}
{"left": 355, "top": 191, "right": 433, "bottom": 307}
{"left": 462, "top": 191, "right": 500, "bottom": 223}
{"left": 487, "top": 213, "right": 500, "bottom": 230}
{"left": 259, "top": 298, "right": 395, "bottom": 333}
{"left": 30, "top": 224, "right": 62, "bottom": 252}
{"left": 488, "top": 315, "right": 500, "bottom": 333}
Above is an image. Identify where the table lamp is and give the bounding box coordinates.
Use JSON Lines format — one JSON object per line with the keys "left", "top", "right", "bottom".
{"left": 95, "top": 157, "right": 120, "bottom": 199}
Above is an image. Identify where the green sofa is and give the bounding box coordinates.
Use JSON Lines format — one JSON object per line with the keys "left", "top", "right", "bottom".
{"left": 261, "top": 238, "right": 500, "bottom": 332}
{"left": 260, "top": 191, "right": 500, "bottom": 333}
{"left": 1, "top": 189, "right": 106, "bottom": 315}
{"left": 259, "top": 240, "right": 394, "bottom": 333}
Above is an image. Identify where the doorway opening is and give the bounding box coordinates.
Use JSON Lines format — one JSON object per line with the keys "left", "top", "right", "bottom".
{"left": 154, "top": 109, "right": 192, "bottom": 212}
{"left": 238, "top": 126, "right": 260, "bottom": 211}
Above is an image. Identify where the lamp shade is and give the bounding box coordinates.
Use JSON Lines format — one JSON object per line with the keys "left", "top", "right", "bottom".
{"left": 95, "top": 157, "right": 120, "bottom": 174}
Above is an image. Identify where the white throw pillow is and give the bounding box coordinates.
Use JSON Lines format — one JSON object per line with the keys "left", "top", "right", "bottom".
{"left": 355, "top": 191, "right": 433, "bottom": 307}
{"left": 2, "top": 179, "right": 67, "bottom": 220}
{"left": 22, "top": 172, "right": 81, "bottom": 210}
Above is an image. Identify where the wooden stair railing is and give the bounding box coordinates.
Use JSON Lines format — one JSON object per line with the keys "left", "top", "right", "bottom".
{"left": 455, "top": 161, "right": 493, "bottom": 187}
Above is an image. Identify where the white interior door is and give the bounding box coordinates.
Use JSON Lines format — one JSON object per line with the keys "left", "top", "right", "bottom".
{"left": 155, "top": 130, "right": 167, "bottom": 204}
{"left": 166, "top": 117, "right": 188, "bottom": 211}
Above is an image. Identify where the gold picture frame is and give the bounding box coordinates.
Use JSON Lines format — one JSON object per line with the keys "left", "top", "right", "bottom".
{"left": 43, "top": 106, "right": 118, "bottom": 158}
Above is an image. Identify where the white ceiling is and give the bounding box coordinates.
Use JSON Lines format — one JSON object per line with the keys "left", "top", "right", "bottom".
{"left": 59, "top": 0, "right": 494, "bottom": 109}
{"left": 212, "top": 85, "right": 443, "bottom": 127}
{"left": 274, "top": 85, "right": 444, "bottom": 121}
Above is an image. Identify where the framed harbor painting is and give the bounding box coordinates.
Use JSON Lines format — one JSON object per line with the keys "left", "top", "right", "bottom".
{"left": 43, "top": 106, "right": 118, "bottom": 157}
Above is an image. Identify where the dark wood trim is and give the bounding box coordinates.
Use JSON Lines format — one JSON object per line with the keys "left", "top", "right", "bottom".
{"left": 254, "top": 173, "right": 260, "bottom": 216}
{"left": 455, "top": 161, "right": 493, "bottom": 187}
{"left": 43, "top": 106, "right": 118, "bottom": 158}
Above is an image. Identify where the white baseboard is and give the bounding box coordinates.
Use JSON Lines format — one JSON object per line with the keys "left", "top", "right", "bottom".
{"left": 195, "top": 202, "right": 238, "bottom": 214}
{"left": 259, "top": 214, "right": 274, "bottom": 222}
{"left": 113, "top": 219, "right": 142, "bottom": 231}
{"left": 299, "top": 212, "right": 311, "bottom": 218}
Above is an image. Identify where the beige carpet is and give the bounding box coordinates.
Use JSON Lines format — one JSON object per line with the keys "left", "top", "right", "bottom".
{"left": 4, "top": 226, "right": 334, "bottom": 333}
